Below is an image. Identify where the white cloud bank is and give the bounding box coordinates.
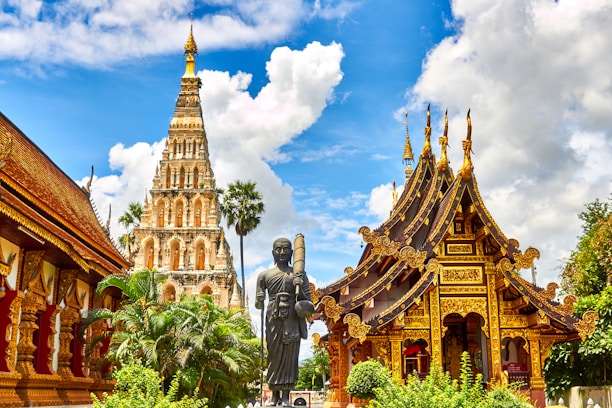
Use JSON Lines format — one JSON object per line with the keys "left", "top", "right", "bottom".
{"left": 0, "top": 0, "right": 355, "bottom": 67}
{"left": 85, "top": 39, "right": 345, "bottom": 286}
{"left": 407, "top": 0, "right": 612, "bottom": 284}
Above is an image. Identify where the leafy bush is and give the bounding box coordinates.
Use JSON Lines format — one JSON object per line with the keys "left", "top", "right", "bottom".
{"left": 345, "top": 359, "right": 391, "bottom": 400}
{"left": 92, "top": 360, "right": 207, "bottom": 408}
{"left": 367, "top": 352, "right": 533, "bottom": 408}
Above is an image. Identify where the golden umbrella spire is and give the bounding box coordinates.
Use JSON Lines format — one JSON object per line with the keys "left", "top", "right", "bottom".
{"left": 183, "top": 24, "right": 198, "bottom": 77}
{"left": 421, "top": 103, "right": 432, "bottom": 158}
{"left": 437, "top": 110, "right": 449, "bottom": 171}
{"left": 402, "top": 111, "right": 414, "bottom": 178}
{"left": 460, "top": 109, "right": 474, "bottom": 180}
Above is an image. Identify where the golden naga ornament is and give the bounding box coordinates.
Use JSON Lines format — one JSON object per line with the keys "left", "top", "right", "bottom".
{"left": 576, "top": 311, "right": 599, "bottom": 341}
{"left": 321, "top": 296, "right": 344, "bottom": 323}
{"left": 344, "top": 313, "right": 371, "bottom": 343}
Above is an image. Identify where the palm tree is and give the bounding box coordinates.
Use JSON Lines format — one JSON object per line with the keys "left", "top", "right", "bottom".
{"left": 118, "top": 201, "right": 143, "bottom": 262}
{"left": 219, "top": 181, "right": 265, "bottom": 306}
{"left": 82, "top": 271, "right": 260, "bottom": 406}
{"left": 169, "top": 296, "right": 260, "bottom": 406}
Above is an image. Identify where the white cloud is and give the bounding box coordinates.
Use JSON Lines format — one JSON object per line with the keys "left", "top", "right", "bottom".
{"left": 0, "top": 0, "right": 362, "bottom": 68}
{"left": 85, "top": 40, "right": 346, "bottom": 289}
{"left": 407, "top": 0, "right": 612, "bottom": 284}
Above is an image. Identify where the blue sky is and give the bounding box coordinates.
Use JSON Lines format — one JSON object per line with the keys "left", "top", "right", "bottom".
{"left": 2, "top": 1, "right": 612, "bottom": 355}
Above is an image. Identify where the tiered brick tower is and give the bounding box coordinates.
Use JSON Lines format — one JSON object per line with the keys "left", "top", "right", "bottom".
{"left": 133, "top": 27, "right": 241, "bottom": 308}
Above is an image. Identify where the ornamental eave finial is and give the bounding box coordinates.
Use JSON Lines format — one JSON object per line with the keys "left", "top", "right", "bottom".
{"left": 402, "top": 111, "right": 414, "bottom": 163}
{"left": 421, "top": 103, "right": 432, "bottom": 158}
{"left": 437, "top": 109, "right": 449, "bottom": 171}
{"left": 460, "top": 109, "right": 474, "bottom": 180}
{"left": 402, "top": 111, "right": 414, "bottom": 179}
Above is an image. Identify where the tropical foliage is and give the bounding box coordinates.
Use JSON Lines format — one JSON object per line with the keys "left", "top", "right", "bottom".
{"left": 219, "top": 180, "right": 265, "bottom": 305}
{"left": 560, "top": 196, "right": 612, "bottom": 296}
{"left": 83, "top": 270, "right": 260, "bottom": 408}
{"left": 544, "top": 196, "right": 612, "bottom": 399}
{"left": 296, "top": 345, "right": 330, "bottom": 390}
{"left": 118, "top": 201, "right": 143, "bottom": 261}
{"left": 348, "top": 353, "right": 533, "bottom": 408}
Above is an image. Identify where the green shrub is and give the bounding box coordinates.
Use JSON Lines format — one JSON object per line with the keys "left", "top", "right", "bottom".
{"left": 345, "top": 358, "right": 391, "bottom": 400}
{"left": 367, "top": 352, "right": 533, "bottom": 408}
{"left": 92, "top": 360, "right": 207, "bottom": 408}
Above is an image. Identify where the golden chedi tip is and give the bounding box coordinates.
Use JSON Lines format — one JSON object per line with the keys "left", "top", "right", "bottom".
{"left": 183, "top": 25, "right": 198, "bottom": 77}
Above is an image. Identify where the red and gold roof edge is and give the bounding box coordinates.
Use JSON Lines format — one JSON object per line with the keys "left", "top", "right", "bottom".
{"left": 0, "top": 113, "right": 127, "bottom": 267}
{"left": 0, "top": 187, "right": 127, "bottom": 275}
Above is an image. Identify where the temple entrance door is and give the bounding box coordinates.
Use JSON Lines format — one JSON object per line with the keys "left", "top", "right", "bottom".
{"left": 442, "top": 313, "right": 488, "bottom": 381}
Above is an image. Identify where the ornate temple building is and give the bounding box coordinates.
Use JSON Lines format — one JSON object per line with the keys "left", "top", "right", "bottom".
{"left": 313, "top": 108, "right": 597, "bottom": 408}
{"left": 132, "top": 28, "right": 241, "bottom": 309}
{"left": 0, "top": 113, "right": 130, "bottom": 406}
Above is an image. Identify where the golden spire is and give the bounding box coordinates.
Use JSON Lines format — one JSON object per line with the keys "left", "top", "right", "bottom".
{"left": 421, "top": 103, "right": 432, "bottom": 158}
{"left": 460, "top": 109, "right": 474, "bottom": 180}
{"left": 437, "top": 110, "right": 449, "bottom": 171}
{"left": 183, "top": 24, "right": 198, "bottom": 77}
{"left": 392, "top": 180, "right": 398, "bottom": 208}
{"left": 402, "top": 111, "right": 414, "bottom": 179}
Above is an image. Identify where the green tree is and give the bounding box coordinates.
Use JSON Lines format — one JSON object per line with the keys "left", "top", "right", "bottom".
{"left": 560, "top": 196, "right": 612, "bottom": 296}
{"left": 168, "top": 296, "right": 260, "bottom": 407}
{"left": 296, "top": 345, "right": 330, "bottom": 390}
{"left": 118, "top": 201, "right": 143, "bottom": 262}
{"left": 544, "top": 287, "right": 612, "bottom": 399}
{"left": 544, "top": 196, "right": 612, "bottom": 399}
{"left": 219, "top": 180, "right": 265, "bottom": 306}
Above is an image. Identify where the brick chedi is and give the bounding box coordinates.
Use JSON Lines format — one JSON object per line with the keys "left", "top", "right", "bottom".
{"left": 132, "top": 27, "right": 241, "bottom": 308}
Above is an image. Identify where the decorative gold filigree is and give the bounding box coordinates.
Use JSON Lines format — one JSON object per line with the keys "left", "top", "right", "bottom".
{"left": 358, "top": 226, "right": 401, "bottom": 257}
{"left": 541, "top": 282, "right": 558, "bottom": 300}
{"left": 310, "top": 283, "right": 322, "bottom": 305}
{"left": 396, "top": 246, "right": 427, "bottom": 269}
{"left": 513, "top": 246, "right": 540, "bottom": 271}
{"left": 372, "top": 338, "right": 390, "bottom": 367}
{"left": 312, "top": 332, "right": 321, "bottom": 347}
{"left": 321, "top": 296, "right": 344, "bottom": 323}
{"left": 344, "top": 313, "right": 371, "bottom": 343}
{"left": 576, "top": 311, "right": 599, "bottom": 341}
{"left": 557, "top": 294, "right": 576, "bottom": 316}
{"left": 358, "top": 226, "right": 378, "bottom": 244}
{"left": 440, "top": 266, "right": 482, "bottom": 284}
{"left": 447, "top": 243, "right": 473, "bottom": 254}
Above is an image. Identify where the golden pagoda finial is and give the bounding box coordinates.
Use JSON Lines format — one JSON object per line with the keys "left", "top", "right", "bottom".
{"left": 392, "top": 180, "right": 398, "bottom": 208}
{"left": 437, "top": 109, "right": 449, "bottom": 171}
{"left": 183, "top": 23, "right": 198, "bottom": 77}
{"left": 460, "top": 109, "right": 474, "bottom": 180}
{"left": 402, "top": 111, "right": 414, "bottom": 179}
{"left": 421, "top": 103, "right": 432, "bottom": 158}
